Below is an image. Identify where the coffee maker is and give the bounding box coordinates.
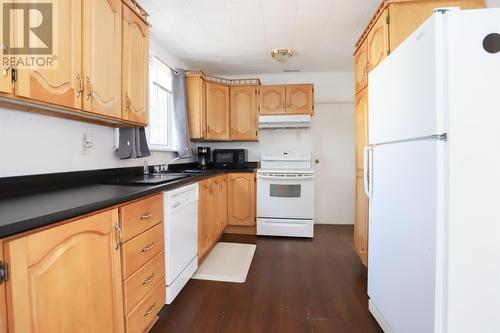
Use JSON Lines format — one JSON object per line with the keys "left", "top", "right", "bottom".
{"left": 197, "top": 147, "right": 211, "bottom": 169}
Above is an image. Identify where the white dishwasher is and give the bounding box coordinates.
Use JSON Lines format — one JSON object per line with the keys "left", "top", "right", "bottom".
{"left": 163, "top": 183, "right": 198, "bottom": 304}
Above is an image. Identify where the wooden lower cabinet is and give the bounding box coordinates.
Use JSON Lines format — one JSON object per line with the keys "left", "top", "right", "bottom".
{"left": 198, "top": 178, "right": 213, "bottom": 261}
{"left": 355, "top": 175, "right": 369, "bottom": 266}
{"left": 198, "top": 174, "right": 245, "bottom": 262}
{"left": 120, "top": 195, "right": 165, "bottom": 332}
{"left": 125, "top": 280, "right": 165, "bottom": 333}
{"left": 228, "top": 173, "right": 256, "bottom": 226}
{"left": 4, "top": 209, "right": 125, "bottom": 333}
{"left": 0, "top": 240, "right": 7, "bottom": 333}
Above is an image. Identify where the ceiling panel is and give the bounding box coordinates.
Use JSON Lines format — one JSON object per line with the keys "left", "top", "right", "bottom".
{"left": 142, "top": 0, "right": 379, "bottom": 73}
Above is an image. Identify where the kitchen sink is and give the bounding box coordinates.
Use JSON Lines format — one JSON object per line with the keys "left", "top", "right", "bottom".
{"left": 103, "top": 173, "right": 190, "bottom": 186}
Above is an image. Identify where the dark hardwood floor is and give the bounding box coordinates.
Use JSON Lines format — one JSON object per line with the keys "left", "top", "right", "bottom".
{"left": 151, "top": 225, "right": 382, "bottom": 333}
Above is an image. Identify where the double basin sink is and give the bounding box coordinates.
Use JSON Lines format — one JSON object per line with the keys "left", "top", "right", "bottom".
{"left": 105, "top": 169, "right": 212, "bottom": 186}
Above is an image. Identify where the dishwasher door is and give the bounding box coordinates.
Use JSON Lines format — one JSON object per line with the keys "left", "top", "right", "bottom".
{"left": 164, "top": 183, "right": 199, "bottom": 288}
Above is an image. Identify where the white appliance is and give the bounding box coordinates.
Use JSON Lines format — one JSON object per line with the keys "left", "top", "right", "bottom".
{"left": 258, "top": 115, "right": 312, "bottom": 129}
{"left": 257, "top": 152, "right": 315, "bottom": 237}
{"left": 366, "top": 8, "right": 500, "bottom": 333}
{"left": 163, "top": 183, "right": 199, "bottom": 304}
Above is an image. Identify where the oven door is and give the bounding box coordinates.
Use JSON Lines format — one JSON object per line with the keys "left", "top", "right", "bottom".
{"left": 257, "top": 172, "right": 314, "bottom": 219}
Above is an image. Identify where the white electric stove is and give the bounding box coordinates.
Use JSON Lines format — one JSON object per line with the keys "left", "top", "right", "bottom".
{"left": 257, "top": 152, "right": 314, "bottom": 238}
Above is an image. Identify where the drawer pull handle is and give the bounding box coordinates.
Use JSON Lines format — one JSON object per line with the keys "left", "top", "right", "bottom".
{"left": 141, "top": 242, "right": 155, "bottom": 253}
{"left": 140, "top": 213, "right": 153, "bottom": 220}
{"left": 142, "top": 273, "right": 155, "bottom": 285}
{"left": 144, "top": 302, "right": 156, "bottom": 317}
{"left": 113, "top": 224, "right": 122, "bottom": 250}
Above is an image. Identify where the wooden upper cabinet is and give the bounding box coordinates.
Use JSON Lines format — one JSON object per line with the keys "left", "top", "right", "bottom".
{"left": 355, "top": 87, "right": 368, "bottom": 172}
{"left": 15, "top": 0, "right": 82, "bottom": 108}
{"left": 83, "top": 0, "right": 122, "bottom": 118}
{"left": 0, "top": 0, "right": 13, "bottom": 95}
{"left": 354, "top": 39, "right": 368, "bottom": 94}
{"left": 228, "top": 173, "right": 256, "bottom": 226}
{"left": 0, "top": 240, "right": 7, "bottom": 333}
{"left": 259, "top": 85, "right": 286, "bottom": 115}
{"left": 286, "top": 84, "right": 314, "bottom": 114}
{"left": 122, "top": 4, "right": 149, "bottom": 125}
{"left": 230, "top": 86, "right": 258, "bottom": 141}
{"left": 186, "top": 76, "right": 206, "bottom": 140}
{"left": 367, "top": 8, "right": 389, "bottom": 72}
{"left": 206, "top": 82, "right": 230, "bottom": 141}
{"left": 388, "top": 0, "right": 484, "bottom": 51}
{"left": 4, "top": 209, "right": 124, "bottom": 333}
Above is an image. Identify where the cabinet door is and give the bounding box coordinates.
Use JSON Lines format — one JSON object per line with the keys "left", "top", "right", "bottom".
{"left": 388, "top": 0, "right": 484, "bottom": 51}
{"left": 228, "top": 173, "right": 256, "bottom": 226}
{"left": 198, "top": 179, "right": 212, "bottom": 260}
{"left": 367, "top": 8, "right": 389, "bottom": 72}
{"left": 355, "top": 174, "right": 368, "bottom": 266}
{"left": 0, "top": 240, "right": 7, "bottom": 333}
{"left": 186, "top": 76, "right": 206, "bottom": 140}
{"left": 259, "top": 85, "right": 286, "bottom": 115}
{"left": 15, "top": 0, "right": 82, "bottom": 108}
{"left": 354, "top": 39, "right": 368, "bottom": 94}
{"left": 206, "top": 82, "right": 230, "bottom": 141}
{"left": 0, "top": 0, "right": 13, "bottom": 95}
{"left": 230, "top": 86, "right": 258, "bottom": 141}
{"left": 220, "top": 175, "right": 228, "bottom": 231}
{"left": 286, "top": 84, "right": 314, "bottom": 114}
{"left": 122, "top": 4, "right": 149, "bottom": 125}
{"left": 211, "top": 177, "right": 221, "bottom": 241}
{"left": 83, "top": 0, "right": 122, "bottom": 118}
{"left": 4, "top": 209, "right": 124, "bottom": 333}
{"left": 355, "top": 88, "right": 368, "bottom": 172}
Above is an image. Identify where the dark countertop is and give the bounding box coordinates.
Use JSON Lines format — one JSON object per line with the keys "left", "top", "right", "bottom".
{"left": 0, "top": 164, "right": 257, "bottom": 238}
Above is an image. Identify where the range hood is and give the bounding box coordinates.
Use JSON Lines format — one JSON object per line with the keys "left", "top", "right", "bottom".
{"left": 258, "top": 115, "right": 311, "bottom": 129}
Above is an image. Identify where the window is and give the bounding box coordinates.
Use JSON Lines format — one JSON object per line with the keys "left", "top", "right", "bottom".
{"left": 147, "top": 56, "right": 175, "bottom": 151}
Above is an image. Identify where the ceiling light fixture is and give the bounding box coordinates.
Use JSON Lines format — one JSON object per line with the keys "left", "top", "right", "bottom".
{"left": 271, "top": 48, "right": 293, "bottom": 63}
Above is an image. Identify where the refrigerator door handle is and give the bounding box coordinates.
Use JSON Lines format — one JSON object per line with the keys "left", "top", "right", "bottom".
{"left": 364, "top": 147, "right": 373, "bottom": 199}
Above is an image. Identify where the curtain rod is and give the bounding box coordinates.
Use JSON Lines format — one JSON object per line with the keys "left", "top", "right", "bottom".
{"left": 155, "top": 56, "right": 179, "bottom": 74}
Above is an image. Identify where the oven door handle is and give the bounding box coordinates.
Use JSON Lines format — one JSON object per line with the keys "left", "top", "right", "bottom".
{"left": 257, "top": 174, "right": 315, "bottom": 180}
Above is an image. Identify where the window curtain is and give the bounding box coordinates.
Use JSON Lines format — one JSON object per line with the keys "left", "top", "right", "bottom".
{"left": 172, "top": 68, "right": 192, "bottom": 159}
{"left": 117, "top": 128, "right": 151, "bottom": 159}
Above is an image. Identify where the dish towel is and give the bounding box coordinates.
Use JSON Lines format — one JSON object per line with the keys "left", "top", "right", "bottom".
{"left": 117, "top": 128, "right": 151, "bottom": 159}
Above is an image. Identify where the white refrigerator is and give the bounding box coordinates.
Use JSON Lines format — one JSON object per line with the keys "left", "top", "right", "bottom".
{"left": 366, "top": 8, "right": 500, "bottom": 333}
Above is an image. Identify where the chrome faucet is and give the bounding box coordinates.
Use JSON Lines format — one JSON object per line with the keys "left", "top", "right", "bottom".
{"left": 161, "top": 156, "right": 181, "bottom": 173}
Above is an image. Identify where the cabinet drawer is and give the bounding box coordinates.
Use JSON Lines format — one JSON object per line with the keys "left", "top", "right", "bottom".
{"left": 126, "top": 279, "right": 165, "bottom": 333}
{"left": 122, "top": 223, "right": 164, "bottom": 279}
{"left": 124, "top": 251, "right": 165, "bottom": 314}
{"left": 120, "top": 194, "right": 163, "bottom": 242}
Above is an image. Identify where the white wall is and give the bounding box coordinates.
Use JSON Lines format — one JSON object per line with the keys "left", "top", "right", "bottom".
{"left": 0, "top": 35, "right": 190, "bottom": 178}
{"left": 200, "top": 71, "right": 356, "bottom": 225}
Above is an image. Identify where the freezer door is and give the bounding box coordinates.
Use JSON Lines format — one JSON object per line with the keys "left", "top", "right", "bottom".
{"left": 368, "top": 13, "right": 446, "bottom": 145}
{"left": 445, "top": 8, "right": 500, "bottom": 332}
{"left": 368, "top": 139, "right": 445, "bottom": 332}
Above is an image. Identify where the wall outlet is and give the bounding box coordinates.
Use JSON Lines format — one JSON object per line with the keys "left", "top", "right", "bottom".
{"left": 82, "top": 133, "right": 94, "bottom": 155}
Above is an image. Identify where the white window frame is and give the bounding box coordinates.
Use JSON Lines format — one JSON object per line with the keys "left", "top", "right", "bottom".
{"left": 147, "top": 55, "right": 176, "bottom": 152}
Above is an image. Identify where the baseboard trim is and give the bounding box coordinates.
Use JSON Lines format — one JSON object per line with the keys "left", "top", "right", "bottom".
{"left": 224, "top": 225, "right": 256, "bottom": 235}
{"left": 368, "top": 299, "right": 393, "bottom": 333}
